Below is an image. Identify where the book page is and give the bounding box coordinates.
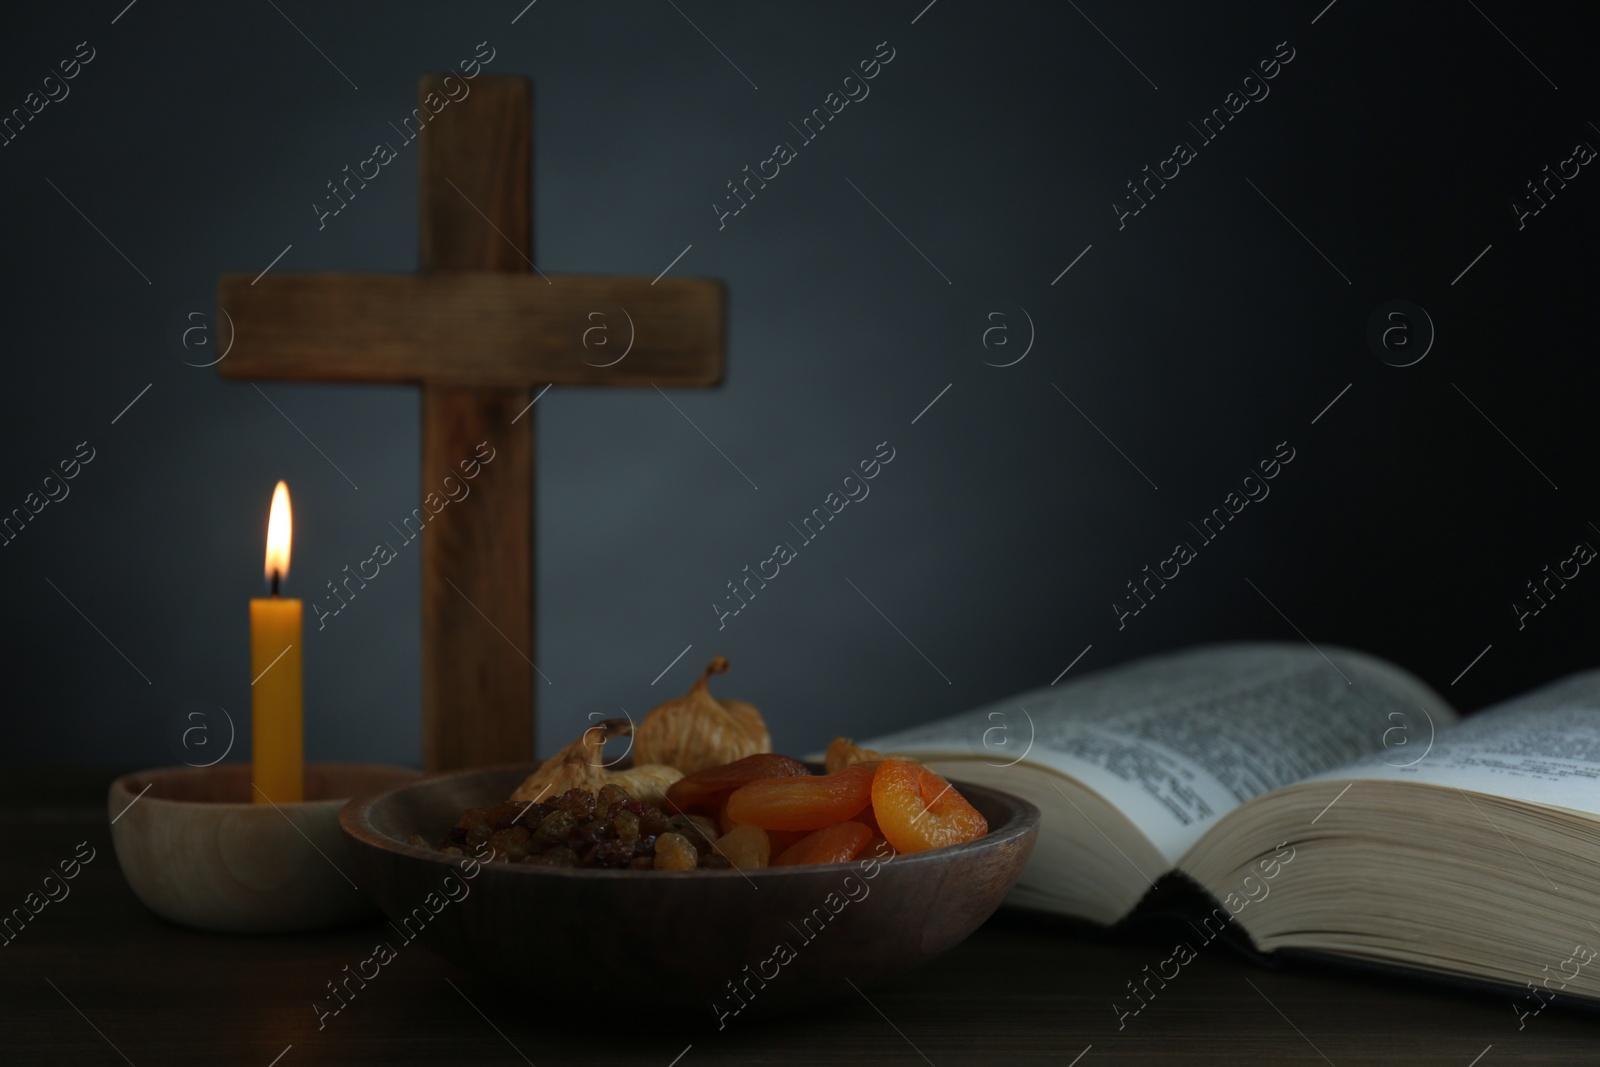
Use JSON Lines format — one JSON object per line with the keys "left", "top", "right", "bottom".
{"left": 865, "top": 643, "right": 1455, "bottom": 863}
{"left": 1304, "top": 668, "right": 1600, "bottom": 815}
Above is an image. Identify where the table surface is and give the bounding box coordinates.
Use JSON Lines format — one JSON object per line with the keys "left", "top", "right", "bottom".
{"left": 3, "top": 769, "right": 1594, "bottom": 1066}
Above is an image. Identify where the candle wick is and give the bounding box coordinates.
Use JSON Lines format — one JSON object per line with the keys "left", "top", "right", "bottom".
{"left": 271, "top": 572, "right": 281, "bottom": 597}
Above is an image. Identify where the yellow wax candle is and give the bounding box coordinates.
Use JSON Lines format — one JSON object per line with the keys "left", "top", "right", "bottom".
{"left": 251, "top": 481, "right": 303, "bottom": 804}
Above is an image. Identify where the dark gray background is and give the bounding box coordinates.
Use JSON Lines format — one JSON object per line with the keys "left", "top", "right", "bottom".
{"left": 2, "top": 1, "right": 1596, "bottom": 769}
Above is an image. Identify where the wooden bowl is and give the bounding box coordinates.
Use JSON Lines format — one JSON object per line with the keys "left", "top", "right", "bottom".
{"left": 340, "top": 763, "right": 1039, "bottom": 1023}
{"left": 109, "top": 763, "right": 422, "bottom": 933}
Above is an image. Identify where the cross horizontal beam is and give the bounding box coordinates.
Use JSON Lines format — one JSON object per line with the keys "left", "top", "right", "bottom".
{"left": 217, "top": 273, "right": 724, "bottom": 387}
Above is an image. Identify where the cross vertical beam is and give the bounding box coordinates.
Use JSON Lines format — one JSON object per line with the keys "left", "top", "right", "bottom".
{"left": 417, "top": 75, "right": 534, "bottom": 770}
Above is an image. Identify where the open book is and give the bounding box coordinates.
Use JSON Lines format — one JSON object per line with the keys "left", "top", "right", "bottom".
{"left": 865, "top": 643, "right": 1600, "bottom": 1013}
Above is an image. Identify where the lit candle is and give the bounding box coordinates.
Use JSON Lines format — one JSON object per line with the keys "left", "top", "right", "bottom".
{"left": 251, "top": 481, "right": 303, "bottom": 803}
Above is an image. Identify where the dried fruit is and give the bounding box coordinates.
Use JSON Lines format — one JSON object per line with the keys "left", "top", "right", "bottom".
{"left": 712, "top": 822, "right": 771, "bottom": 869}
{"left": 632, "top": 657, "right": 771, "bottom": 775}
{"left": 722, "top": 697, "right": 770, "bottom": 756}
{"left": 665, "top": 753, "right": 811, "bottom": 816}
{"left": 487, "top": 825, "right": 533, "bottom": 862}
{"left": 667, "top": 814, "right": 718, "bottom": 857}
{"left": 639, "top": 807, "right": 672, "bottom": 839}
{"left": 509, "top": 719, "right": 627, "bottom": 802}
{"left": 614, "top": 809, "right": 641, "bottom": 843}
{"left": 450, "top": 801, "right": 525, "bottom": 849}
{"left": 607, "top": 763, "right": 684, "bottom": 807}
{"left": 772, "top": 821, "right": 873, "bottom": 867}
{"left": 765, "top": 828, "right": 809, "bottom": 853}
{"left": 824, "top": 736, "right": 886, "bottom": 774}
{"left": 437, "top": 786, "right": 742, "bottom": 870}
{"left": 555, "top": 788, "right": 596, "bottom": 821}
{"left": 509, "top": 717, "right": 682, "bottom": 806}
{"left": 871, "top": 759, "right": 988, "bottom": 854}
{"left": 680, "top": 814, "right": 720, "bottom": 847}
{"left": 723, "top": 766, "right": 874, "bottom": 831}
{"left": 654, "top": 832, "right": 699, "bottom": 870}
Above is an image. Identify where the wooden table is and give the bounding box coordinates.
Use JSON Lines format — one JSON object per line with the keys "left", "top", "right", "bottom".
{"left": 4, "top": 770, "right": 1593, "bottom": 1065}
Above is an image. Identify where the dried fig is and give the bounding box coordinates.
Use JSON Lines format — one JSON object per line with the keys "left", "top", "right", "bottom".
{"left": 632, "top": 657, "right": 771, "bottom": 775}
{"left": 824, "top": 736, "right": 886, "bottom": 774}
{"left": 722, "top": 698, "right": 768, "bottom": 752}
{"left": 511, "top": 718, "right": 626, "bottom": 803}
{"left": 606, "top": 763, "right": 684, "bottom": 807}
{"left": 510, "top": 718, "right": 682, "bottom": 806}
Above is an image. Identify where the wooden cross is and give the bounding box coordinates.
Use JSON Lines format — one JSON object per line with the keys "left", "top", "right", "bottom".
{"left": 216, "top": 75, "right": 725, "bottom": 771}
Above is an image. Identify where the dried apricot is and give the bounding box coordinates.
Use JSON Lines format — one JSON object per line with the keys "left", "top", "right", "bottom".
{"left": 765, "top": 828, "right": 808, "bottom": 852}
{"left": 861, "top": 835, "right": 894, "bottom": 862}
{"left": 871, "top": 760, "right": 987, "bottom": 854}
{"left": 723, "top": 765, "right": 874, "bottom": 831}
{"left": 665, "top": 753, "right": 811, "bottom": 817}
{"left": 772, "top": 821, "right": 873, "bottom": 867}
{"left": 718, "top": 806, "right": 802, "bottom": 847}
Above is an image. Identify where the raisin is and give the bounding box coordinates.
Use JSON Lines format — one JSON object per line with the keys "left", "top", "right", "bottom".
{"left": 591, "top": 840, "right": 638, "bottom": 868}
{"left": 654, "top": 832, "right": 698, "bottom": 870}
{"left": 639, "top": 808, "right": 671, "bottom": 838}
{"left": 615, "top": 810, "right": 641, "bottom": 843}
{"left": 713, "top": 823, "right": 771, "bottom": 869}
{"left": 567, "top": 827, "right": 601, "bottom": 852}
{"left": 667, "top": 814, "right": 716, "bottom": 856}
{"left": 535, "top": 809, "right": 576, "bottom": 842}
{"left": 597, "top": 783, "right": 630, "bottom": 811}
{"left": 488, "top": 825, "right": 532, "bottom": 862}
{"left": 515, "top": 801, "right": 554, "bottom": 831}
{"left": 556, "top": 788, "right": 596, "bottom": 821}
{"left": 526, "top": 846, "right": 579, "bottom": 867}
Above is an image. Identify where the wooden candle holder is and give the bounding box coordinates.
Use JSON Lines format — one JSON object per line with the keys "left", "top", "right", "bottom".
{"left": 109, "top": 763, "right": 420, "bottom": 933}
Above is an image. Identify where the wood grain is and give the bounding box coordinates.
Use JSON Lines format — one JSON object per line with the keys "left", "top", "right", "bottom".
{"left": 418, "top": 74, "right": 532, "bottom": 273}
{"left": 106, "top": 764, "right": 419, "bottom": 933}
{"left": 419, "top": 389, "right": 533, "bottom": 770}
{"left": 416, "top": 75, "right": 533, "bottom": 772}
{"left": 215, "top": 273, "right": 725, "bottom": 387}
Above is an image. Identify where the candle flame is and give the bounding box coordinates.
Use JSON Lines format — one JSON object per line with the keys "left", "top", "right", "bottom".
{"left": 265, "top": 481, "right": 292, "bottom": 585}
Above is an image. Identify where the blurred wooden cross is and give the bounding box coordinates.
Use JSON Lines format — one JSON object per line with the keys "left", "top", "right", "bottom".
{"left": 216, "top": 75, "right": 725, "bottom": 770}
